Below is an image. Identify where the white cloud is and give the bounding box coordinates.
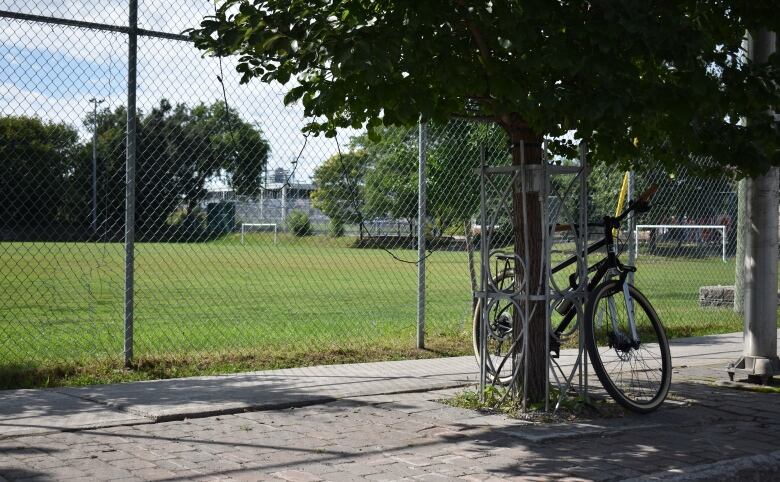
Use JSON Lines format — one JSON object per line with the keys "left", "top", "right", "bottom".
{"left": 1, "top": 2, "right": 362, "bottom": 183}
{"left": 0, "top": 0, "right": 127, "bottom": 25}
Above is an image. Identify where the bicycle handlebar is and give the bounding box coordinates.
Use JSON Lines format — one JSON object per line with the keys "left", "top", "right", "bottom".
{"left": 615, "top": 183, "right": 658, "bottom": 222}
{"left": 555, "top": 184, "right": 659, "bottom": 233}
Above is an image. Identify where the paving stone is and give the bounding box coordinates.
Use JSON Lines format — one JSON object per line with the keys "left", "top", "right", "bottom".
{"left": 105, "top": 457, "right": 158, "bottom": 471}
{"left": 270, "top": 470, "right": 322, "bottom": 482}
{"left": 314, "top": 471, "right": 366, "bottom": 482}
{"left": 4, "top": 351, "right": 780, "bottom": 481}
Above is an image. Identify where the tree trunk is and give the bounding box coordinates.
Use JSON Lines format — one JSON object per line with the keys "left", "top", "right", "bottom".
{"left": 504, "top": 115, "right": 546, "bottom": 404}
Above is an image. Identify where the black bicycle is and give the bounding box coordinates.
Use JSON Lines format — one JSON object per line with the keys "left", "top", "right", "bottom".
{"left": 473, "top": 184, "right": 672, "bottom": 413}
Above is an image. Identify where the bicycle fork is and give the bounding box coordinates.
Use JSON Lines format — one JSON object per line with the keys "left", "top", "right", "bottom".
{"left": 605, "top": 274, "right": 640, "bottom": 351}
{"left": 622, "top": 281, "right": 640, "bottom": 345}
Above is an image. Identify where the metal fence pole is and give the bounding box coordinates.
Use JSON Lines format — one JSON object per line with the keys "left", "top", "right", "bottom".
{"left": 417, "top": 119, "right": 427, "bottom": 349}
{"left": 627, "top": 170, "right": 636, "bottom": 285}
{"left": 89, "top": 97, "right": 103, "bottom": 234}
{"left": 281, "top": 184, "right": 288, "bottom": 230}
{"left": 124, "top": 0, "right": 137, "bottom": 368}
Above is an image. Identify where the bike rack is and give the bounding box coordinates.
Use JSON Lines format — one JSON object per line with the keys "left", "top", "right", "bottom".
{"left": 476, "top": 142, "right": 590, "bottom": 412}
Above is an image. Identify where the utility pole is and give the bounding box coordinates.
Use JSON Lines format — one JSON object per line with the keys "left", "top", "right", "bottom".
{"left": 734, "top": 179, "right": 747, "bottom": 313}
{"left": 727, "top": 29, "right": 780, "bottom": 384}
{"left": 733, "top": 34, "right": 750, "bottom": 315}
{"left": 89, "top": 97, "right": 104, "bottom": 234}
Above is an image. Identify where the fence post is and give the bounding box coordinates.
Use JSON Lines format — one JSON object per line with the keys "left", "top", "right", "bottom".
{"left": 281, "top": 184, "right": 288, "bottom": 230}
{"left": 417, "top": 119, "right": 427, "bottom": 349}
{"left": 90, "top": 97, "right": 103, "bottom": 234}
{"left": 124, "top": 0, "right": 137, "bottom": 368}
{"left": 627, "top": 170, "right": 636, "bottom": 285}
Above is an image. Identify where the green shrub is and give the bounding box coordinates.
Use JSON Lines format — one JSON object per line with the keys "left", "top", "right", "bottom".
{"left": 328, "top": 219, "right": 345, "bottom": 237}
{"left": 287, "top": 210, "right": 312, "bottom": 236}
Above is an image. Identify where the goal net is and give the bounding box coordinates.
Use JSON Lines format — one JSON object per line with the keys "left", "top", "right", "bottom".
{"left": 240, "top": 223, "right": 278, "bottom": 245}
{"left": 634, "top": 224, "right": 726, "bottom": 262}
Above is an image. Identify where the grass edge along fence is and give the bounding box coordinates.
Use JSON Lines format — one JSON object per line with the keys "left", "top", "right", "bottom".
{"left": 0, "top": 233, "right": 765, "bottom": 389}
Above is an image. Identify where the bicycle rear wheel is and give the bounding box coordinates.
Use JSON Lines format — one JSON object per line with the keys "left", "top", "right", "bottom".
{"left": 584, "top": 280, "right": 671, "bottom": 413}
{"left": 472, "top": 270, "right": 516, "bottom": 385}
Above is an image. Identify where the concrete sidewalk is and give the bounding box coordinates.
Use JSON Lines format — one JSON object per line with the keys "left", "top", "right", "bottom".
{"left": 0, "top": 331, "right": 779, "bottom": 481}
{"left": 1, "top": 331, "right": 776, "bottom": 438}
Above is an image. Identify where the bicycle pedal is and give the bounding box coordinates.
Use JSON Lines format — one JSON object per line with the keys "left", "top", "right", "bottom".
{"left": 549, "top": 339, "right": 561, "bottom": 359}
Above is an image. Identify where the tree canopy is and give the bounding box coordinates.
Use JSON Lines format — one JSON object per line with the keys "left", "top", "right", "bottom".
{"left": 191, "top": 1, "right": 779, "bottom": 176}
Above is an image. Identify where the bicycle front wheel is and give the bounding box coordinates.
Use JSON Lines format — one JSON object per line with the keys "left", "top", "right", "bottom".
{"left": 584, "top": 281, "right": 671, "bottom": 413}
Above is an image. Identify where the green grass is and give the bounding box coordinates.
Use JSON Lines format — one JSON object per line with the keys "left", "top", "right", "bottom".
{"left": 0, "top": 233, "right": 771, "bottom": 388}
{"left": 442, "top": 386, "right": 626, "bottom": 421}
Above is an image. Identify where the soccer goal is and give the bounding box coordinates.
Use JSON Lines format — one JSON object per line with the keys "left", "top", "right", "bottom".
{"left": 634, "top": 224, "right": 726, "bottom": 262}
{"left": 241, "top": 223, "right": 278, "bottom": 245}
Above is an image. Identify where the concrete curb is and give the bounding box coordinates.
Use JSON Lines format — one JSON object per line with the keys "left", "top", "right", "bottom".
{"left": 57, "top": 382, "right": 473, "bottom": 424}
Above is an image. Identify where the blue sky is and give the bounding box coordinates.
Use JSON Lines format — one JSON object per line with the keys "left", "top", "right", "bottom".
{"left": 1, "top": 45, "right": 122, "bottom": 100}
{"left": 0, "top": 2, "right": 361, "bottom": 184}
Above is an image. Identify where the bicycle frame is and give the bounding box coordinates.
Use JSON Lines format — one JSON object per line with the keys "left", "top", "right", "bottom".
{"left": 485, "top": 189, "right": 654, "bottom": 357}
{"left": 550, "top": 210, "right": 641, "bottom": 351}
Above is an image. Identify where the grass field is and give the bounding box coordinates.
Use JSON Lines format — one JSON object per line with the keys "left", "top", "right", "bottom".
{"left": 0, "top": 232, "right": 773, "bottom": 388}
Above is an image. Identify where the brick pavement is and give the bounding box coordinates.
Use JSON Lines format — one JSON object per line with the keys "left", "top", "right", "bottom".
{"left": 1, "top": 363, "right": 779, "bottom": 481}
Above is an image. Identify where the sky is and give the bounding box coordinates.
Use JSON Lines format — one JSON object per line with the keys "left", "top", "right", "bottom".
{"left": 0, "top": 0, "right": 362, "bottom": 184}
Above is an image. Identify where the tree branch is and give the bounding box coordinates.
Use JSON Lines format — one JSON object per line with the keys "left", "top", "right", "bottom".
{"left": 457, "top": 2, "right": 493, "bottom": 104}
{"left": 449, "top": 113, "right": 500, "bottom": 123}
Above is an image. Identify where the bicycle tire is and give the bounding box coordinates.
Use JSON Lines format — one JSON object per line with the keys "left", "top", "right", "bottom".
{"left": 472, "top": 270, "right": 516, "bottom": 385}
{"left": 584, "top": 280, "right": 671, "bottom": 413}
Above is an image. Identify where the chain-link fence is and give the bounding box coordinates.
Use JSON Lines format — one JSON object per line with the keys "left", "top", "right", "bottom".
{"left": 0, "top": 1, "right": 756, "bottom": 386}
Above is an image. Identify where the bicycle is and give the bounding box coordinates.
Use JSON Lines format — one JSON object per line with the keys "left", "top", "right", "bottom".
{"left": 473, "top": 184, "right": 672, "bottom": 413}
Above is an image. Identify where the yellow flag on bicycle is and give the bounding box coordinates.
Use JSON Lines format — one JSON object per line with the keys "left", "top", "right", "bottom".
{"left": 613, "top": 172, "right": 630, "bottom": 236}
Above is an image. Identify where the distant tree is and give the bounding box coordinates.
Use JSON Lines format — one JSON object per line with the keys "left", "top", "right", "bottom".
{"left": 427, "top": 122, "right": 507, "bottom": 233}
{"left": 89, "top": 100, "right": 270, "bottom": 240}
{"left": 287, "top": 209, "right": 312, "bottom": 236}
{"left": 586, "top": 164, "right": 631, "bottom": 221}
{"left": 360, "top": 128, "right": 419, "bottom": 237}
{"left": 311, "top": 122, "right": 506, "bottom": 241}
{"left": 310, "top": 150, "right": 369, "bottom": 240}
{"left": 0, "top": 116, "right": 81, "bottom": 237}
